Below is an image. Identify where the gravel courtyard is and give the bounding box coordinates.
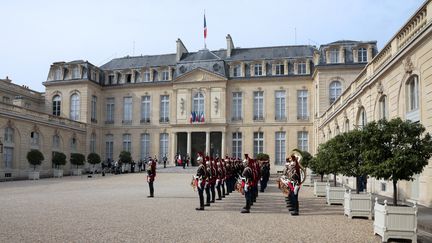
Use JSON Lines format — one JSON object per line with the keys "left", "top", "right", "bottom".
{"left": 0, "top": 167, "right": 423, "bottom": 243}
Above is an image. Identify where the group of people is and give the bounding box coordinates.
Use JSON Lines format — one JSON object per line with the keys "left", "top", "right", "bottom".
{"left": 193, "top": 153, "right": 271, "bottom": 213}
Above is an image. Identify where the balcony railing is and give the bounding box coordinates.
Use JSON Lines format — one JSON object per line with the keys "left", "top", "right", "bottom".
{"left": 140, "top": 118, "right": 151, "bottom": 124}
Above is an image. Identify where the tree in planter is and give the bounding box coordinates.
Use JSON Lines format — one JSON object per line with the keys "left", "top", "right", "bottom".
{"left": 337, "top": 130, "right": 369, "bottom": 194}
{"left": 52, "top": 151, "right": 66, "bottom": 169}
{"left": 256, "top": 153, "right": 269, "bottom": 162}
{"left": 309, "top": 143, "right": 332, "bottom": 182}
{"left": 363, "top": 118, "right": 432, "bottom": 205}
{"left": 71, "top": 153, "right": 85, "bottom": 169}
{"left": 321, "top": 136, "right": 346, "bottom": 187}
{"left": 27, "top": 149, "right": 44, "bottom": 171}
{"left": 119, "top": 151, "right": 132, "bottom": 164}
{"left": 87, "top": 153, "right": 101, "bottom": 172}
{"left": 292, "top": 148, "right": 312, "bottom": 169}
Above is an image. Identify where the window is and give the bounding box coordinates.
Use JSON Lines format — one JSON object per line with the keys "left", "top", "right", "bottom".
{"left": 232, "top": 92, "right": 242, "bottom": 121}
{"left": 379, "top": 95, "right": 388, "bottom": 119}
{"left": 90, "top": 133, "right": 96, "bottom": 153}
{"left": 72, "top": 66, "right": 80, "bottom": 79}
{"left": 106, "top": 98, "right": 115, "bottom": 124}
{"left": 70, "top": 93, "right": 80, "bottom": 121}
{"left": 91, "top": 95, "right": 97, "bottom": 123}
{"left": 298, "top": 62, "right": 306, "bottom": 74}
{"left": 123, "top": 97, "right": 132, "bottom": 124}
{"left": 253, "top": 91, "right": 264, "bottom": 120}
{"left": 123, "top": 134, "right": 131, "bottom": 152}
{"left": 52, "top": 135, "right": 60, "bottom": 150}
{"left": 160, "top": 95, "right": 169, "bottom": 123}
{"left": 108, "top": 75, "right": 114, "bottom": 84}
{"left": 329, "top": 81, "right": 342, "bottom": 104}
{"left": 254, "top": 64, "right": 263, "bottom": 76}
{"left": 52, "top": 95, "right": 61, "bottom": 116}
{"left": 141, "top": 96, "right": 151, "bottom": 123}
{"left": 344, "top": 119, "right": 350, "bottom": 132}
{"left": 159, "top": 133, "right": 168, "bottom": 161}
{"left": 117, "top": 73, "right": 122, "bottom": 83}
{"left": 153, "top": 70, "right": 159, "bottom": 82}
{"left": 275, "top": 63, "right": 284, "bottom": 75}
{"left": 105, "top": 134, "right": 114, "bottom": 161}
{"left": 54, "top": 68, "right": 62, "bottom": 80}
{"left": 407, "top": 75, "right": 419, "bottom": 112}
{"left": 31, "top": 131, "right": 40, "bottom": 147}
{"left": 275, "top": 132, "right": 286, "bottom": 165}
{"left": 134, "top": 71, "right": 140, "bottom": 83}
{"left": 3, "top": 96, "right": 10, "bottom": 103}
{"left": 4, "top": 147, "right": 13, "bottom": 169}
{"left": 143, "top": 71, "right": 151, "bottom": 82}
{"left": 253, "top": 132, "right": 264, "bottom": 158}
{"left": 329, "top": 49, "right": 339, "bottom": 63}
{"left": 233, "top": 65, "right": 241, "bottom": 77}
{"left": 357, "top": 107, "right": 367, "bottom": 128}
{"left": 358, "top": 48, "right": 367, "bottom": 63}
{"left": 275, "top": 91, "right": 286, "bottom": 120}
{"left": 192, "top": 92, "right": 205, "bottom": 119}
{"left": 70, "top": 137, "right": 77, "bottom": 152}
{"left": 162, "top": 70, "right": 169, "bottom": 81}
{"left": 381, "top": 182, "right": 387, "bottom": 192}
{"left": 126, "top": 74, "right": 132, "bottom": 83}
{"left": 141, "top": 133, "right": 150, "bottom": 160}
{"left": 297, "top": 90, "right": 308, "bottom": 120}
{"left": 232, "top": 132, "right": 242, "bottom": 159}
{"left": 298, "top": 131, "right": 308, "bottom": 151}
{"left": 5, "top": 127, "right": 14, "bottom": 144}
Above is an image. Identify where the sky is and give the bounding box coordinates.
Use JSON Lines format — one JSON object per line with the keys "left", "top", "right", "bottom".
{"left": 0, "top": 0, "right": 426, "bottom": 92}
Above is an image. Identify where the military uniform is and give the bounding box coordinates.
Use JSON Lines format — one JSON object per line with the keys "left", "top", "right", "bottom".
{"left": 147, "top": 159, "right": 156, "bottom": 198}
{"left": 195, "top": 155, "right": 206, "bottom": 211}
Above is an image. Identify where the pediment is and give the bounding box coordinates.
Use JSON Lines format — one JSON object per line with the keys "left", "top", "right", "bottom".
{"left": 174, "top": 68, "right": 227, "bottom": 83}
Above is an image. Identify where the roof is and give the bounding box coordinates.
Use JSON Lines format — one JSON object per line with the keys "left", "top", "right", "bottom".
{"left": 100, "top": 54, "right": 177, "bottom": 70}
{"left": 226, "top": 45, "right": 315, "bottom": 61}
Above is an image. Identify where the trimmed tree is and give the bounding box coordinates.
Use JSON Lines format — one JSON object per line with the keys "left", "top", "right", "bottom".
{"left": 87, "top": 153, "right": 101, "bottom": 170}
{"left": 363, "top": 118, "right": 432, "bottom": 205}
{"left": 70, "top": 153, "right": 85, "bottom": 169}
{"left": 119, "top": 151, "right": 132, "bottom": 164}
{"left": 292, "top": 148, "right": 312, "bottom": 169}
{"left": 256, "top": 153, "right": 270, "bottom": 161}
{"left": 27, "top": 149, "right": 44, "bottom": 171}
{"left": 310, "top": 143, "right": 332, "bottom": 182}
{"left": 52, "top": 151, "right": 66, "bottom": 169}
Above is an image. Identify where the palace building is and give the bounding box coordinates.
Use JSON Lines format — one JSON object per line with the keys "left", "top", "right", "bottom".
{"left": 1, "top": 0, "right": 432, "bottom": 206}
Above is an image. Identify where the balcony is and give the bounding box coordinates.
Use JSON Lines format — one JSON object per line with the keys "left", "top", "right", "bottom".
{"left": 140, "top": 118, "right": 151, "bottom": 124}
{"left": 105, "top": 120, "right": 114, "bottom": 125}
{"left": 275, "top": 116, "right": 287, "bottom": 122}
{"left": 159, "top": 117, "right": 169, "bottom": 123}
{"left": 253, "top": 116, "right": 264, "bottom": 122}
{"left": 297, "top": 115, "right": 309, "bottom": 121}
{"left": 231, "top": 116, "right": 243, "bottom": 122}
{"left": 122, "top": 120, "right": 132, "bottom": 125}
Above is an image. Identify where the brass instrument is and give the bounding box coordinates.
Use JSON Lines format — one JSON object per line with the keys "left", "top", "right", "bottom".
{"left": 290, "top": 150, "right": 307, "bottom": 185}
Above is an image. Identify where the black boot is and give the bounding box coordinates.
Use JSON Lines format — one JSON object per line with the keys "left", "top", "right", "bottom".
{"left": 195, "top": 207, "right": 204, "bottom": 211}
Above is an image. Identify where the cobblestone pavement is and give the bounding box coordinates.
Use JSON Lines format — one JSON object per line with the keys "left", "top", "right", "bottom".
{"left": 0, "top": 170, "right": 430, "bottom": 243}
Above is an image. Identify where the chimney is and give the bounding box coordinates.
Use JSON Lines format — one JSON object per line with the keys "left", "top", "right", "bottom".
{"left": 176, "top": 38, "right": 188, "bottom": 62}
{"left": 226, "top": 34, "right": 235, "bottom": 58}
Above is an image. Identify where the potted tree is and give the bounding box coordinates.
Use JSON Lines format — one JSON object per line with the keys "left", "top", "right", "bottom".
{"left": 70, "top": 153, "right": 85, "bottom": 176}
{"left": 87, "top": 153, "right": 101, "bottom": 177}
{"left": 310, "top": 144, "right": 331, "bottom": 197}
{"left": 52, "top": 151, "right": 66, "bottom": 178}
{"left": 338, "top": 130, "right": 372, "bottom": 219}
{"left": 27, "top": 149, "right": 44, "bottom": 180}
{"left": 364, "top": 118, "right": 432, "bottom": 242}
{"left": 119, "top": 151, "right": 132, "bottom": 173}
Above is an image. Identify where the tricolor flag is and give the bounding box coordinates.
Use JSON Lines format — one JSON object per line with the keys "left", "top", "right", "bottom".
{"left": 200, "top": 112, "right": 205, "bottom": 122}
{"left": 204, "top": 14, "right": 207, "bottom": 39}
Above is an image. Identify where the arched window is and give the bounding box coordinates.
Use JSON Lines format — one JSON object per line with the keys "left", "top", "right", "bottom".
{"left": 71, "top": 137, "right": 77, "bottom": 152}
{"left": 192, "top": 92, "right": 205, "bottom": 116}
{"left": 5, "top": 127, "right": 14, "bottom": 143}
{"left": 70, "top": 93, "right": 80, "bottom": 121}
{"left": 357, "top": 107, "right": 367, "bottom": 129}
{"left": 52, "top": 95, "right": 61, "bottom": 116}
{"left": 52, "top": 135, "right": 60, "bottom": 150}
{"left": 30, "top": 131, "right": 40, "bottom": 148}
{"left": 379, "top": 95, "right": 388, "bottom": 119}
{"left": 344, "top": 119, "right": 350, "bottom": 132}
{"left": 329, "top": 81, "right": 342, "bottom": 104}
{"left": 406, "top": 75, "right": 420, "bottom": 122}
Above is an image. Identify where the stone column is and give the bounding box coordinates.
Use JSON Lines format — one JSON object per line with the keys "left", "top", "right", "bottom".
{"left": 221, "top": 131, "right": 225, "bottom": 157}
{"left": 187, "top": 132, "right": 191, "bottom": 157}
{"left": 171, "top": 132, "right": 177, "bottom": 164}
{"left": 206, "top": 131, "right": 210, "bottom": 156}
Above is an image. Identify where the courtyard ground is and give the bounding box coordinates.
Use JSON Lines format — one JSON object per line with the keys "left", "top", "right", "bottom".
{"left": 0, "top": 166, "right": 431, "bottom": 243}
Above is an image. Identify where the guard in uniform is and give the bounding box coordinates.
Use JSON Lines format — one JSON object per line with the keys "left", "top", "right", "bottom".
{"left": 241, "top": 155, "right": 253, "bottom": 213}
{"left": 195, "top": 153, "right": 206, "bottom": 210}
{"left": 260, "top": 161, "right": 270, "bottom": 192}
{"left": 287, "top": 155, "right": 301, "bottom": 216}
{"left": 205, "top": 156, "right": 211, "bottom": 206}
{"left": 216, "top": 159, "right": 223, "bottom": 200}
{"left": 146, "top": 157, "right": 156, "bottom": 198}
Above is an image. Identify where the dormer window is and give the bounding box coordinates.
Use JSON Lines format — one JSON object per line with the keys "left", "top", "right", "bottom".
{"left": 254, "top": 64, "right": 263, "bottom": 76}
{"left": 298, "top": 62, "right": 306, "bottom": 74}
{"left": 162, "top": 70, "right": 169, "bottom": 81}
{"left": 329, "top": 49, "right": 339, "bottom": 64}
{"left": 275, "top": 63, "right": 284, "bottom": 75}
{"left": 54, "top": 68, "right": 62, "bottom": 80}
{"left": 72, "top": 66, "right": 80, "bottom": 79}
{"left": 358, "top": 48, "right": 367, "bottom": 63}
{"left": 143, "top": 71, "right": 151, "bottom": 82}
{"left": 233, "top": 65, "right": 241, "bottom": 77}
{"left": 126, "top": 74, "right": 132, "bottom": 83}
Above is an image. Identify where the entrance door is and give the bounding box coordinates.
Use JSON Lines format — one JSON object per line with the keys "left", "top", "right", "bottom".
{"left": 176, "top": 133, "right": 187, "bottom": 165}
{"left": 210, "top": 132, "right": 221, "bottom": 158}
{"left": 191, "top": 132, "right": 206, "bottom": 166}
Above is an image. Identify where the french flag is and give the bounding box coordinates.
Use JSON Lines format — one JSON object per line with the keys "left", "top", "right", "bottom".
{"left": 204, "top": 14, "right": 207, "bottom": 39}
{"left": 189, "top": 112, "right": 193, "bottom": 123}
{"left": 200, "top": 112, "right": 205, "bottom": 122}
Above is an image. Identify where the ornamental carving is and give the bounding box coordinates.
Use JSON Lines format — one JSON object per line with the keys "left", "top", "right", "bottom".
{"left": 403, "top": 56, "right": 414, "bottom": 74}
{"left": 376, "top": 81, "right": 384, "bottom": 94}
{"left": 214, "top": 97, "right": 219, "bottom": 114}
{"left": 180, "top": 98, "right": 185, "bottom": 115}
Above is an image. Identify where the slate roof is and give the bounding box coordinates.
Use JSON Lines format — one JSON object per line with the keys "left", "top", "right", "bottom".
{"left": 100, "top": 54, "right": 177, "bottom": 70}
{"left": 226, "top": 45, "right": 315, "bottom": 61}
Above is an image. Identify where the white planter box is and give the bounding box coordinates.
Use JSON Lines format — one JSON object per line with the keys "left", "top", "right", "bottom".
{"left": 344, "top": 190, "right": 372, "bottom": 219}
{"left": 374, "top": 198, "right": 417, "bottom": 243}
{"left": 326, "top": 184, "right": 346, "bottom": 205}
{"left": 53, "top": 169, "right": 63, "bottom": 178}
{"left": 72, "top": 168, "right": 82, "bottom": 176}
{"left": 28, "top": 171, "right": 40, "bottom": 180}
{"left": 314, "top": 181, "right": 327, "bottom": 197}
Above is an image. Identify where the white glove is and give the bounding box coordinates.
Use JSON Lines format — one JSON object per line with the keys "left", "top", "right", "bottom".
{"left": 244, "top": 185, "right": 248, "bottom": 192}
{"left": 216, "top": 179, "right": 220, "bottom": 185}
{"left": 198, "top": 179, "right": 202, "bottom": 190}
{"left": 294, "top": 185, "right": 300, "bottom": 195}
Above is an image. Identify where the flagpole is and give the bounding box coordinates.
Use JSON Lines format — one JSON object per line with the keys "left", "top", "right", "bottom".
{"left": 204, "top": 9, "right": 206, "bottom": 49}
